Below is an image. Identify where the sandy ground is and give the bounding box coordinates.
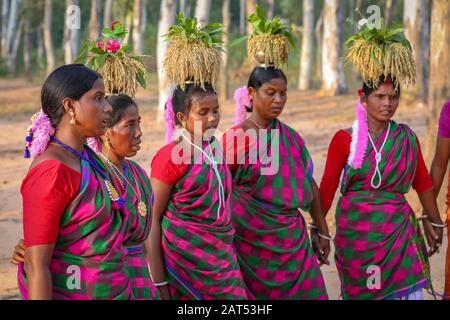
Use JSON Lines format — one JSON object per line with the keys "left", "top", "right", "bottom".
{"left": 0, "top": 80, "right": 447, "bottom": 300}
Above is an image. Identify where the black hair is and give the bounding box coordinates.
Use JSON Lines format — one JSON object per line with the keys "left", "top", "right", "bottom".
{"left": 106, "top": 94, "right": 138, "bottom": 127}
{"left": 170, "top": 83, "right": 216, "bottom": 125}
{"left": 41, "top": 64, "right": 101, "bottom": 127}
{"left": 245, "top": 66, "right": 288, "bottom": 112}
{"left": 362, "top": 75, "right": 401, "bottom": 98}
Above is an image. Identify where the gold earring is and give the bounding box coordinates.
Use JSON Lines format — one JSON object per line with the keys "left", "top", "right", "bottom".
{"left": 182, "top": 121, "right": 187, "bottom": 128}
{"left": 105, "top": 139, "right": 111, "bottom": 150}
{"left": 69, "top": 111, "right": 76, "bottom": 125}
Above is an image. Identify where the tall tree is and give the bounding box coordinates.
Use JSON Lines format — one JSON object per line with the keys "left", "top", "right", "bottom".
{"left": 239, "top": 0, "right": 245, "bottom": 35}
{"left": 194, "top": 0, "right": 211, "bottom": 26}
{"left": 220, "top": 0, "right": 230, "bottom": 102}
{"left": 403, "top": 0, "right": 430, "bottom": 103}
{"left": 104, "top": 0, "right": 113, "bottom": 28}
{"left": 23, "top": 0, "right": 32, "bottom": 80}
{"left": 132, "top": 0, "right": 144, "bottom": 54}
{"left": 321, "top": 0, "right": 347, "bottom": 96}
{"left": 157, "top": 0, "right": 176, "bottom": 122}
{"left": 267, "top": 0, "right": 275, "bottom": 19}
{"left": 246, "top": 0, "right": 256, "bottom": 35}
{"left": 64, "top": 0, "right": 80, "bottom": 64}
{"left": 5, "top": 0, "right": 20, "bottom": 74}
{"left": 299, "top": 0, "right": 314, "bottom": 91}
{"left": 1, "top": 0, "right": 9, "bottom": 58}
{"left": 89, "top": 0, "right": 100, "bottom": 40}
{"left": 43, "top": 0, "right": 55, "bottom": 74}
{"left": 427, "top": 0, "right": 450, "bottom": 210}
{"left": 385, "top": 0, "right": 394, "bottom": 26}
{"left": 315, "top": 7, "right": 324, "bottom": 84}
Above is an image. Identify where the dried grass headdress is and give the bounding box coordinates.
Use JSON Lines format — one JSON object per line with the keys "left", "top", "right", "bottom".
{"left": 345, "top": 21, "right": 416, "bottom": 90}
{"left": 247, "top": 5, "right": 295, "bottom": 69}
{"left": 76, "top": 22, "right": 147, "bottom": 97}
{"left": 163, "top": 13, "right": 224, "bottom": 90}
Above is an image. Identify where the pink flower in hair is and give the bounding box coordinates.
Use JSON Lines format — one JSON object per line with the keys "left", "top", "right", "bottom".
{"left": 86, "top": 137, "right": 101, "bottom": 153}
{"left": 348, "top": 99, "right": 368, "bottom": 169}
{"left": 165, "top": 96, "right": 176, "bottom": 143}
{"left": 233, "top": 86, "right": 251, "bottom": 125}
{"left": 28, "top": 111, "right": 55, "bottom": 159}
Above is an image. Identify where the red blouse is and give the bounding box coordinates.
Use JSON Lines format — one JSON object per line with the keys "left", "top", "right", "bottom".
{"left": 21, "top": 160, "right": 81, "bottom": 247}
{"left": 150, "top": 143, "right": 189, "bottom": 185}
{"left": 319, "top": 130, "right": 434, "bottom": 212}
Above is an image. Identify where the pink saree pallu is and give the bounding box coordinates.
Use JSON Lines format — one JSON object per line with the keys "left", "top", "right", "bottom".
{"left": 18, "top": 149, "right": 132, "bottom": 300}
{"left": 161, "top": 140, "right": 248, "bottom": 300}
{"left": 123, "top": 160, "right": 158, "bottom": 300}
{"left": 335, "top": 121, "right": 431, "bottom": 300}
{"left": 228, "top": 119, "right": 328, "bottom": 300}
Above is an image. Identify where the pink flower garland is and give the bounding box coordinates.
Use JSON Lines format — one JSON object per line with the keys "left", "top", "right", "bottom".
{"left": 348, "top": 98, "right": 368, "bottom": 169}
{"left": 233, "top": 86, "right": 251, "bottom": 125}
{"left": 25, "top": 111, "right": 55, "bottom": 159}
{"left": 165, "top": 95, "right": 176, "bottom": 143}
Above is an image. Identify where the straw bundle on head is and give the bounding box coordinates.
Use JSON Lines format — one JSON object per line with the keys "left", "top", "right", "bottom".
{"left": 163, "top": 13, "right": 224, "bottom": 90}
{"left": 98, "top": 55, "right": 146, "bottom": 97}
{"left": 76, "top": 22, "right": 147, "bottom": 98}
{"left": 246, "top": 5, "right": 294, "bottom": 69}
{"left": 163, "top": 36, "right": 222, "bottom": 90}
{"left": 248, "top": 34, "right": 289, "bottom": 69}
{"left": 345, "top": 22, "right": 416, "bottom": 90}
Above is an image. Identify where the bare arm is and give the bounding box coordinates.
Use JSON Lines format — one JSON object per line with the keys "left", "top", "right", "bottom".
{"left": 25, "top": 244, "right": 54, "bottom": 300}
{"left": 309, "top": 178, "right": 331, "bottom": 265}
{"left": 148, "top": 177, "right": 173, "bottom": 299}
{"left": 430, "top": 136, "right": 450, "bottom": 196}
{"left": 418, "top": 189, "right": 444, "bottom": 257}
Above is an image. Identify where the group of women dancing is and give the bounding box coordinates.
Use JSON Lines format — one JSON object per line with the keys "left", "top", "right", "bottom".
{"left": 9, "top": 14, "right": 450, "bottom": 301}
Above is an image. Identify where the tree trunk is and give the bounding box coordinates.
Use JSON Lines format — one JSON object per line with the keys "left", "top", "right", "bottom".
{"left": 219, "top": 0, "right": 230, "bottom": 102}
{"left": 194, "top": 0, "right": 211, "bottom": 26}
{"left": 179, "top": 0, "right": 186, "bottom": 14}
{"left": 321, "top": 0, "right": 347, "bottom": 96}
{"left": 5, "top": 0, "right": 20, "bottom": 62}
{"left": 43, "top": 0, "right": 55, "bottom": 74}
{"left": 299, "top": 0, "right": 314, "bottom": 91}
{"left": 104, "top": 0, "right": 113, "bottom": 28}
{"left": 239, "top": 0, "right": 245, "bottom": 35}
{"left": 36, "top": 27, "right": 44, "bottom": 69}
{"left": 8, "top": 17, "right": 22, "bottom": 76}
{"left": 315, "top": 8, "right": 324, "bottom": 83}
{"left": 403, "top": 0, "right": 430, "bottom": 103}
{"left": 141, "top": 0, "right": 147, "bottom": 35}
{"left": 427, "top": 0, "right": 450, "bottom": 213}
{"left": 246, "top": 0, "right": 256, "bottom": 35}
{"left": 89, "top": 0, "right": 100, "bottom": 39}
{"left": 123, "top": 10, "right": 133, "bottom": 44}
{"left": 267, "top": 0, "right": 275, "bottom": 19}
{"left": 385, "top": 0, "right": 394, "bottom": 26}
{"left": 64, "top": 0, "right": 80, "bottom": 64}
{"left": 23, "top": 0, "right": 32, "bottom": 80}
{"left": 133, "top": 0, "right": 143, "bottom": 54}
{"left": 157, "top": 0, "right": 176, "bottom": 123}
{"left": 1, "top": 0, "right": 9, "bottom": 58}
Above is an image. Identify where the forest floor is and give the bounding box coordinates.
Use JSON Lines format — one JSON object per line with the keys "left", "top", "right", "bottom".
{"left": 0, "top": 78, "right": 447, "bottom": 300}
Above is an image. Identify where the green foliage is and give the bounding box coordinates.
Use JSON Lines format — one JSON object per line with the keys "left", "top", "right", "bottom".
{"left": 165, "top": 13, "right": 224, "bottom": 49}
{"left": 345, "top": 20, "right": 412, "bottom": 59}
{"left": 248, "top": 5, "right": 295, "bottom": 47}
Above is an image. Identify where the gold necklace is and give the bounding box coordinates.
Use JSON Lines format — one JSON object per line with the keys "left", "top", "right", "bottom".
{"left": 99, "top": 153, "right": 148, "bottom": 217}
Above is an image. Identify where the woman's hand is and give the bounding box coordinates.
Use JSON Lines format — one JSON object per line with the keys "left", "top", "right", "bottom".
{"left": 421, "top": 217, "right": 444, "bottom": 257}
{"left": 156, "top": 284, "right": 171, "bottom": 300}
{"left": 310, "top": 228, "right": 331, "bottom": 266}
{"left": 10, "top": 239, "right": 25, "bottom": 265}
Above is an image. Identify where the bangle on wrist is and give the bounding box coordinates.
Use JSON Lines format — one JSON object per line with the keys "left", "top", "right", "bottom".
{"left": 318, "top": 233, "right": 332, "bottom": 241}
{"left": 153, "top": 281, "right": 168, "bottom": 287}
